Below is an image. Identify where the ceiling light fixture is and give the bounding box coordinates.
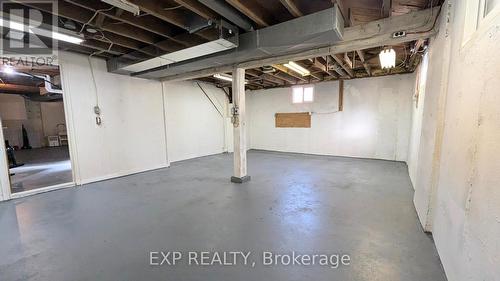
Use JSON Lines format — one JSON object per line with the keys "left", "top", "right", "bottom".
{"left": 284, "top": 61, "right": 310, "bottom": 76}
{"left": 213, "top": 73, "right": 233, "bottom": 82}
{"left": 213, "top": 73, "right": 248, "bottom": 84}
{"left": 63, "top": 19, "right": 77, "bottom": 30}
{"left": 0, "top": 17, "right": 84, "bottom": 44}
{"left": 379, "top": 47, "right": 396, "bottom": 69}
{"left": 101, "top": 0, "right": 141, "bottom": 15}
{"left": 2, "top": 65, "right": 15, "bottom": 75}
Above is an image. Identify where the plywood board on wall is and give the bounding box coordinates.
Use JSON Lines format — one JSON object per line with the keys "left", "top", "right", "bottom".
{"left": 275, "top": 112, "right": 311, "bottom": 128}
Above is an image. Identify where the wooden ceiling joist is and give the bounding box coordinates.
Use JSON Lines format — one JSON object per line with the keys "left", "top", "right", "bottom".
{"left": 383, "top": 0, "right": 392, "bottom": 17}
{"left": 279, "top": 0, "right": 303, "bottom": 17}
{"left": 356, "top": 50, "right": 372, "bottom": 76}
{"left": 311, "top": 57, "right": 338, "bottom": 78}
{"left": 331, "top": 54, "right": 354, "bottom": 78}
{"left": 225, "top": 0, "right": 271, "bottom": 27}
{"left": 127, "top": 0, "right": 215, "bottom": 41}
{"left": 63, "top": 0, "right": 185, "bottom": 41}
{"left": 171, "top": 0, "right": 218, "bottom": 20}
{"left": 272, "top": 65, "right": 308, "bottom": 82}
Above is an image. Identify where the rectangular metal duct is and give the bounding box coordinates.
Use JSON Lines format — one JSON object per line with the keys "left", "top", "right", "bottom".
{"left": 111, "top": 20, "right": 238, "bottom": 74}
{"left": 108, "top": 6, "right": 344, "bottom": 80}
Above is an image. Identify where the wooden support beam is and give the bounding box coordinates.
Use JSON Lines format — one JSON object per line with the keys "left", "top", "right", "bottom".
{"left": 23, "top": 1, "right": 161, "bottom": 51}
{"left": 279, "top": 0, "right": 303, "bottom": 17}
{"left": 311, "top": 58, "right": 338, "bottom": 78}
{"left": 273, "top": 65, "right": 308, "bottom": 82}
{"left": 225, "top": 0, "right": 270, "bottom": 27}
{"left": 271, "top": 72, "right": 297, "bottom": 84}
{"left": 128, "top": 0, "right": 216, "bottom": 41}
{"left": 172, "top": 0, "right": 218, "bottom": 20}
{"left": 246, "top": 69, "right": 284, "bottom": 86}
{"left": 383, "top": 0, "right": 392, "bottom": 18}
{"left": 63, "top": 0, "right": 190, "bottom": 43}
{"left": 315, "top": 57, "right": 339, "bottom": 78}
{"left": 344, "top": 53, "right": 353, "bottom": 69}
{"left": 338, "top": 80, "right": 344, "bottom": 111}
{"left": 356, "top": 50, "right": 372, "bottom": 76}
{"left": 231, "top": 68, "right": 250, "bottom": 183}
{"left": 325, "top": 56, "right": 347, "bottom": 77}
{"left": 127, "top": 0, "right": 191, "bottom": 29}
{"left": 331, "top": 54, "right": 354, "bottom": 77}
{"left": 296, "top": 61, "right": 322, "bottom": 80}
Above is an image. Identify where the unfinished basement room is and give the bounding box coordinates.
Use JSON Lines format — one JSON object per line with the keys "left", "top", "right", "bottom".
{"left": 0, "top": 0, "right": 498, "bottom": 280}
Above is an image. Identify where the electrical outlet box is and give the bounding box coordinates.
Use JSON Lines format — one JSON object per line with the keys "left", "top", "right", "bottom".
{"left": 392, "top": 31, "right": 406, "bottom": 38}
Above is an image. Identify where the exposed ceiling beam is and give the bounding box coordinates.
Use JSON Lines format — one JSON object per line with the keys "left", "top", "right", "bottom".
{"left": 326, "top": 56, "right": 348, "bottom": 77}
{"left": 279, "top": 0, "right": 303, "bottom": 17}
{"left": 246, "top": 69, "right": 284, "bottom": 86}
{"left": 63, "top": 0, "right": 191, "bottom": 44}
{"left": 311, "top": 57, "right": 338, "bottom": 78}
{"left": 23, "top": 1, "right": 162, "bottom": 48}
{"left": 171, "top": 0, "right": 218, "bottom": 20}
{"left": 296, "top": 61, "right": 323, "bottom": 80}
{"left": 272, "top": 65, "right": 308, "bottom": 82}
{"left": 127, "top": 0, "right": 215, "bottom": 39}
{"left": 331, "top": 54, "right": 354, "bottom": 77}
{"left": 225, "top": 0, "right": 270, "bottom": 27}
{"left": 160, "top": 7, "right": 441, "bottom": 82}
{"left": 268, "top": 71, "right": 297, "bottom": 84}
{"left": 383, "top": 0, "right": 392, "bottom": 18}
{"left": 356, "top": 50, "right": 372, "bottom": 76}
{"left": 197, "top": 0, "right": 254, "bottom": 31}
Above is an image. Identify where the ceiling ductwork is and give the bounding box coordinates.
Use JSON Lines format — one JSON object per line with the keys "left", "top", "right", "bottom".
{"left": 107, "top": 5, "right": 344, "bottom": 80}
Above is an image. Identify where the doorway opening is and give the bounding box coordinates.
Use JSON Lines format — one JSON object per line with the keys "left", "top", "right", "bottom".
{"left": 0, "top": 65, "right": 73, "bottom": 195}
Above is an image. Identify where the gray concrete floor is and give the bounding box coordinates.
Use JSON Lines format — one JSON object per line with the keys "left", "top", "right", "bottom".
{"left": 0, "top": 150, "right": 447, "bottom": 281}
{"left": 9, "top": 146, "right": 72, "bottom": 193}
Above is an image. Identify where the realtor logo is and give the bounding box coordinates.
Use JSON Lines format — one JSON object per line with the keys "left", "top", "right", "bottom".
{"left": 0, "top": 0, "right": 57, "bottom": 56}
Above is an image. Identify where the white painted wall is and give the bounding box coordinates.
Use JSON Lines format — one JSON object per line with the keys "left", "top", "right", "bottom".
{"left": 59, "top": 51, "right": 168, "bottom": 184}
{"left": 407, "top": 53, "right": 429, "bottom": 186}
{"left": 0, "top": 95, "right": 62, "bottom": 148}
{"left": 0, "top": 94, "right": 27, "bottom": 120}
{"left": 409, "top": 1, "right": 500, "bottom": 280}
{"left": 247, "top": 75, "right": 414, "bottom": 161}
{"left": 40, "top": 101, "right": 66, "bottom": 137}
{"left": 163, "top": 81, "right": 229, "bottom": 162}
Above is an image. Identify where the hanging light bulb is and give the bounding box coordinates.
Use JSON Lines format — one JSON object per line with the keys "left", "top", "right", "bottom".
{"left": 379, "top": 47, "right": 396, "bottom": 69}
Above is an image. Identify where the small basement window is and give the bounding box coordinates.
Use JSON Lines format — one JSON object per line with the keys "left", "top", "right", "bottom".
{"left": 463, "top": 0, "right": 500, "bottom": 46}
{"left": 292, "top": 86, "right": 314, "bottom": 104}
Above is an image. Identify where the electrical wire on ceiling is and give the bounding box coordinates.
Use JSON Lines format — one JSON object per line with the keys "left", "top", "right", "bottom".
{"left": 78, "top": 6, "right": 115, "bottom": 34}
{"left": 406, "top": 0, "right": 442, "bottom": 35}
{"left": 163, "top": 5, "right": 182, "bottom": 11}
{"left": 396, "top": 45, "right": 408, "bottom": 68}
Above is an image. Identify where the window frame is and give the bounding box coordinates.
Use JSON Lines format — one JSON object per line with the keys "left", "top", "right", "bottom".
{"left": 291, "top": 85, "right": 314, "bottom": 104}
{"left": 462, "top": 0, "right": 500, "bottom": 48}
